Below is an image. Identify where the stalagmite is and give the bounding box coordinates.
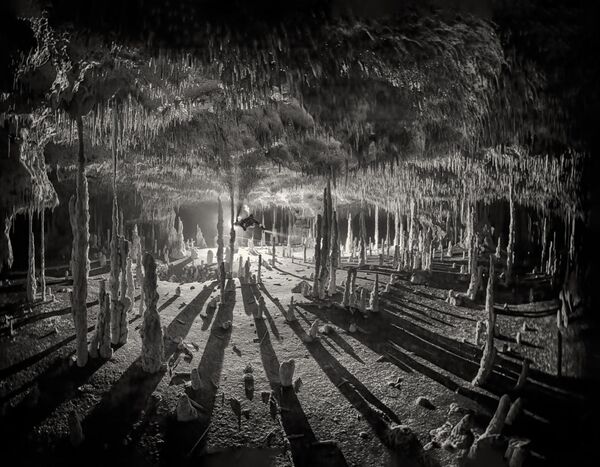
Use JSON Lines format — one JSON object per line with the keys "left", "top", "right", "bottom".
{"left": 472, "top": 256, "right": 497, "bottom": 387}
{"left": 318, "top": 182, "right": 331, "bottom": 298}
{"left": 40, "top": 209, "right": 46, "bottom": 301}
{"left": 312, "top": 214, "right": 322, "bottom": 298}
{"left": 207, "top": 249, "right": 214, "bottom": 265}
{"left": 26, "top": 208, "right": 36, "bottom": 302}
{"left": 342, "top": 268, "right": 354, "bottom": 307}
{"left": 359, "top": 287, "right": 368, "bottom": 312}
{"left": 89, "top": 279, "right": 112, "bottom": 359}
{"left": 328, "top": 210, "right": 339, "bottom": 296}
{"left": 126, "top": 251, "right": 135, "bottom": 313}
{"left": 368, "top": 274, "right": 380, "bottom": 312}
{"left": 407, "top": 200, "right": 415, "bottom": 265}
{"left": 69, "top": 116, "right": 90, "bottom": 367}
{"left": 229, "top": 192, "right": 236, "bottom": 271}
{"left": 374, "top": 204, "right": 379, "bottom": 251}
{"left": 468, "top": 395, "right": 511, "bottom": 461}
{"left": 271, "top": 239, "right": 276, "bottom": 266}
{"left": 513, "top": 359, "right": 529, "bottom": 392}
{"left": 279, "top": 359, "right": 295, "bottom": 387}
{"left": 345, "top": 213, "right": 353, "bottom": 255}
{"left": 506, "top": 181, "right": 516, "bottom": 285}
{"left": 466, "top": 236, "right": 481, "bottom": 301}
{"left": 196, "top": 224, "right": 207, "bottom": 248}
{"left": 505, "top": 398, "right": 523, "bottom": 426}
{"left": 216, "top": 197, "right": 224, "bottom": 271}
{"left": 359, "top": 205, "right": 367, "bottom": 265}
{"left": 286, "top": 297, "right": 296, "bottom": 322}
{"left": 141, "top": 253, "right": 163, "bottom": 373}
{"left": 258, "top": 255, "right": 262, "bottom": 282}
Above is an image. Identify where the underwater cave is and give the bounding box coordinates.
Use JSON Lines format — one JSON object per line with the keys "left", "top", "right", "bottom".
{"left": 1, "top": 0, "right": 599, "bottom": 466}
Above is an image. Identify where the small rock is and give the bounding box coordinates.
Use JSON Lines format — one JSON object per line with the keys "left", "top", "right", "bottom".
{"left": 293, "top": 377, "right": 303, "bottom": 393}
{"left": 221, "top": 320, "right": 232, "bottom": 330}
{"left": 416, "top": 396, "right": 436, "bottom": 410}
{"left": 359, "top": 431, "right": 369, "bottom": 439}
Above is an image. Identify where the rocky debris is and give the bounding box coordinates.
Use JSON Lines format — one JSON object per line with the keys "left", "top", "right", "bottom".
{"left": 416, "top": 396, "right": 436, "bottom": 410}
{"left": 68, "top": 410, "right": 84, "bottom": 446}
{"left": 447, "top": 403, "right": 472, "bottom": 417}
{"left": 279, "top": 359, "right": 295, "bottom": 387}
{"left": 430, "top": 421, "right": 452, "bottom": 445}
{"left": 443, "top": 415, "right": 474, "bottom": 451}
{"left": 177, "top": 395, "right": 199, "bottom": 422}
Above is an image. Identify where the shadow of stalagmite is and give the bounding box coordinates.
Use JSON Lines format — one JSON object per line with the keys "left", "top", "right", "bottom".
{"left": 79, "top": 281, "right": 216, "bottom": 455}
{"left": 162, "top": 278, "right": 236, "bottom": 463}
{"left": 241, "top": 282, "right": 348, "bottom": 467}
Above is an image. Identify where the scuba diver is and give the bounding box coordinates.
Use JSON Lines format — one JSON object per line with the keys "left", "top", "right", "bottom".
{"left": 234, "top": 213, "right": 265, "bottom": 231}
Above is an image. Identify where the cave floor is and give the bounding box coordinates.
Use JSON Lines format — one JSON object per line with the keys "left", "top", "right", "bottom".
{"left": 0, "top": 247, "right": 587, "bottom": 467}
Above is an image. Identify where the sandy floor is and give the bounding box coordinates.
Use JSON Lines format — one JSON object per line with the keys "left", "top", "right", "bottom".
{"left": 0, "top": 246, "right": 590, "bottom": 467}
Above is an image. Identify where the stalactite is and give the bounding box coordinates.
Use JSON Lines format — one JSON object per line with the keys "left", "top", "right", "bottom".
{"left": 472, "top": 256, "right": 497, "bottom": 387}
{"left": 40, "top": 209, "right": 46, "bottom": 301}
{"left": 69, "top": 116, "right": 89, "bottom": 367}
{"left": 26, "top": 208, "right": 36, "bottom": 303}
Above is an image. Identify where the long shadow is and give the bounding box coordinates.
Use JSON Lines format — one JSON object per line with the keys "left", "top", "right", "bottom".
{"left": 403, "top": 295, "right": 477, "bottom": 323}
{"left": 79, "top": 282, "right": 216, "bottom": 456}
{"left": 0, "top": 350, "right": 107, "bottom": 460}
{"left": 162, "top": 278, "right": 236, "bottom": 463}
{"left": 272, "top": 265, "right": 310, "bottom": 281}
{"left": 326, "top": 330, "right": 365, "bottom": 364}
{"left": 256, "top": 283, "right": 282, "bottom": 340}
{"left": 287, "top": 318, "right": 402, "bottom": 446}
{"left": 1, "top": 293, "right": 143, "bottom": 379}
{"left": 242, "top": 283, "right": 348, "bottom": 467}
{"left": 382, "top": 292, "right": 454, "bottom": 327}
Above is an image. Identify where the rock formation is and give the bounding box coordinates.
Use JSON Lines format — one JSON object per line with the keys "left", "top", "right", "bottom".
{"left": 140, "top": 253, "right": 163, "bottom": 373}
